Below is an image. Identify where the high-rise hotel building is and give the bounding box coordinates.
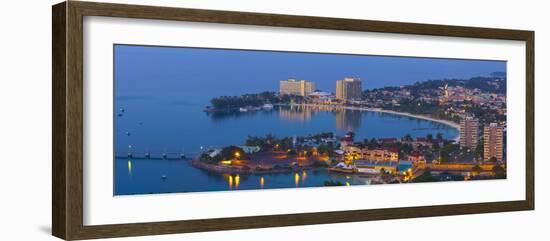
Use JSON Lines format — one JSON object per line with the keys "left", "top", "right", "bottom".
{"left": 336, "top": 77, "right": 362, "bottom": 100}
{"left": 279, "top": 78, "right": 315, "bottom": 96}
{"left": 483, "top": 123, "right": 504, "bottom": 162}
{"left": 459, "top": 116, "right": 479, "bottom": 148}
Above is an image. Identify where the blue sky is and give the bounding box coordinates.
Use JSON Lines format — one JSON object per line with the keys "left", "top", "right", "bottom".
{"left": 114, "top": 44, "right": 506, "bottom": 102}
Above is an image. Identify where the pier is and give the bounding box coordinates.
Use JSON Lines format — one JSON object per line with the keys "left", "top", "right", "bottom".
{"left": 115, "top": 151, "right": 198, "bottom": 160}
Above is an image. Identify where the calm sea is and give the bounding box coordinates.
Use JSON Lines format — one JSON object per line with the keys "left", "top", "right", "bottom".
{"left": 114, "top": 97, "right": 457, "bottom": 195}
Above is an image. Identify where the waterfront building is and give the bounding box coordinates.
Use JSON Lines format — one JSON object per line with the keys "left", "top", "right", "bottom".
{"left": 279, "top": 78, "right": 315, "bottom": 96}
{"left": 339, "top": 136, "right": 354, "bottom": 151}
{"left": 408, "top": 151, "right": 426, "bottom": 164}
{"left": 365, "top": 148, "right": 399, "bottom": 162}
{"left": 339, "top": 133, "right": 398, "bottom": 162}
{"left": 330, "top": 162, "right": 355, "bottom": 173}
{"left": 353, "top": 160, "right": 398, "bottom": 174}
{"left": 483, "top": 123, "right": 504, "bottom": 162}
{"left": 205, "top": 148, "right": 222, "bottom": 158}
{"left": 342, "top": 145, "right": 399, "bottom": 162}
{"left": 238, "top": 146, "right": 261, "bottom": 154}
{"left": 335, "top": 77, "right": 362, "bottom": 100}
{"left": 459, "top": 116, "right": 479, "bottom": 148}
{"left": 307, "top": 91, "right": 333, "bottom": 103}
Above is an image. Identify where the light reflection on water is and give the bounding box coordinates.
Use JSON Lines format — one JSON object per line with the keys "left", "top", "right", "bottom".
{"left": 225, "top": 174, "right": 242, "bottom": 190}
{"left": 228, "top": 175, "right": 233, "bottom": 190}
{"left": 114, "top": 106, "right": 458, "bottom": 195}
{"left": 114, "top": 157, "right": 389, "bottom": 195}
{"left": 127, "top": 160, "right": 132, "bottom": 176}
{"left": 260, "top": 176, "right": 265, "bottom": 189}
{"left": 227, "top": 171, "right": 314, "bottom": 189}
{"left": 115, "top": 105, "right": 458, "bottom": 159}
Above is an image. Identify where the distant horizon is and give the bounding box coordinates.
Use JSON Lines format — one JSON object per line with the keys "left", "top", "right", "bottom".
{"left": 115, "top": 44, "right": 506, "bottom": 103}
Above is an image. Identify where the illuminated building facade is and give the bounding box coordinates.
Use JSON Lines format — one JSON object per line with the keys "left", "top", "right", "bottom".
{"left": 336, "top": 77, "right": 362, "bottom": 100}
{"left": 279, "top": 78, "right": 315, "bottom": 96}
{"left": 460, "top": 116, "right": 479, "bottom": 148}
{"left": 483, "top": 123, "right": 504, "bottom": 162}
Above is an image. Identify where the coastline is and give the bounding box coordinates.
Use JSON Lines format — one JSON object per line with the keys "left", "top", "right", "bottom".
{"left": 205, "top": 102, "right": 461, "bottom": 142}
{"left": 361, "top": 108, "right": 460, "bottom": 142}
{"left": 190, "top": 159, "right": 315, "bottom": 174}
{"left": 292, "top": 103, "right": 461, "bottom": 142}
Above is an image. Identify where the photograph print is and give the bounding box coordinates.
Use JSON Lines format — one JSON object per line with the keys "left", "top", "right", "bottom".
{"left": 114, "top": 44, "right": 507, "bottom": 195}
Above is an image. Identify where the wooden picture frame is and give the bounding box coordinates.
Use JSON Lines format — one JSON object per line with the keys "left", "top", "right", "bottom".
{"left": 52, "top": 1, "right": 534, "bottom": 240}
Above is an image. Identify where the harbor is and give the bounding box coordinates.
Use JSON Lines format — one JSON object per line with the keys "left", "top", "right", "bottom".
{"left": 113, "top": 45, "right": 506, "bottom": 195}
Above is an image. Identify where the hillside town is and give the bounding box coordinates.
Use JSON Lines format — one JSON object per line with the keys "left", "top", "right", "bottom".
{"left": 196, "top": 74, "right": 507, "bottom": 184}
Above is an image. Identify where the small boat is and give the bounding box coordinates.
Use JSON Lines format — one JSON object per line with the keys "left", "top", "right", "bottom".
{"left": 262, "top": 103, "right": 274, "bottom": 110}
{"left": 239, "top": 107, "right": 248, "bottom": 112}
{"left": 161, "top": 174, "right": 167, "bottom": 180}
{"left": 203, "top": 106, "right": 215, "bottom": 112}
{"left": 328, "top": 162, "right": 356, "bottom": 173}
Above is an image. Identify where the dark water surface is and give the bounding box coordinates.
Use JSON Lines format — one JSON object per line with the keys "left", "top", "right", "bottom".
{"left": 114, "top": 99, "right": 457, "bottom": 195}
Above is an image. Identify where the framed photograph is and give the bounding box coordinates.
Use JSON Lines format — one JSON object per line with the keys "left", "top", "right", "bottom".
{"left": 52, "top": 1, "right": 534, "bottom": 240}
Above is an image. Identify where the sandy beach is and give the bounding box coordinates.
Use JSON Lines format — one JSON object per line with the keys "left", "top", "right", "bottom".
{"left": 291, "top": 103, "right": 461, "bottom": 142}
{"left": 360, "top": 108, "right": 461, "bottom": 142}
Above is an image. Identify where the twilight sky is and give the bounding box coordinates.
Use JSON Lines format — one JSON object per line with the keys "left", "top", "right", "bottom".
{"left": 114, "top": 44, "right": 506, "bottom": 102}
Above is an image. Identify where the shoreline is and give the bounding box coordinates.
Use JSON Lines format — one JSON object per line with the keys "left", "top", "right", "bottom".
{"left": 292, "top": 103, "right": 461, "bottom": 142}
{"left": 191, "top": 159, "right": 316, "bottom": 175}
{"left": 204, "top": 102, "right": 461, "bottom": 142}
{"left": 362, "top": 108, "right": 460, "bottom": 142}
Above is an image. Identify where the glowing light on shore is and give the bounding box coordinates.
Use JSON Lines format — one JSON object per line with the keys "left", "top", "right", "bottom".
{"left": 346, "top": 182, "right": 350, "bottom": 186}
{"left": 294, "top": 173, "right": 300, "bottom": 187}
{"left": 260, "top": 176, "right": 265, "bottom": 189}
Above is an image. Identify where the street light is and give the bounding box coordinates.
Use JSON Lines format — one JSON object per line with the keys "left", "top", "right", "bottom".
{"left": 234, "top": 151, "right": 241, "bottom": 159}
